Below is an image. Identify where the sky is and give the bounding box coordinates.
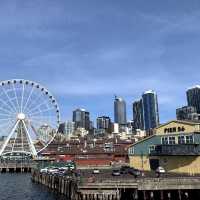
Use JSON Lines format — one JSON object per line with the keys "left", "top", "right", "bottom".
{"left": 0, "top": 0, "right": 200, "bottom": 124}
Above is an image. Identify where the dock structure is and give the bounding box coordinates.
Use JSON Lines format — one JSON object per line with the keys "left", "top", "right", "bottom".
{"left": 31, "top": 169, "right": 200, "bottom": 200}
{"left": 0, "top": 160, "right": 35, "bottom": 173}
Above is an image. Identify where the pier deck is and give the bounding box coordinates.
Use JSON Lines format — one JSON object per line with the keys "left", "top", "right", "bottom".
{"left": 31, "top": 169, "right": 200, "bottom": 200}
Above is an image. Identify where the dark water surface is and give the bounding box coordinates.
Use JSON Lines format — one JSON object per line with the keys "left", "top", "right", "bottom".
{"left": 0, "top": 174, "right": 66, "bottom": 200}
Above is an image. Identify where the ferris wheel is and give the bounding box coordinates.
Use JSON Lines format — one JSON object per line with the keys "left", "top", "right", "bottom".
{"left": 0, "top": 79, "right": 60, "bottom": 158}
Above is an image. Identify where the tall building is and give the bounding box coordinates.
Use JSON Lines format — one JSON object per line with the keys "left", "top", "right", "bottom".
{"left": 58, "top": 121, "right": 75, "bottom": 135}
{"left": 65, "top": 121, "right": 75, "bottom": 135}
{"left": 176, "top": 106, "right": 200, "bottom": 121}
{"left": 114, "top": 96, "right": 127, "bottom": 125}
{"left": 133, "top": 99, "right": 144, "bottom": 130}
{"left": 187, "top": 85, "right": 200, "bottom": 114}
{"left": 72, "top": 108, "right": 90, "bottom": 131}
{"left": 96, "top": 116, "right": 111, "bottom": 132}
{"left": 142, "top": 90, "right": 159, "bottom": 130}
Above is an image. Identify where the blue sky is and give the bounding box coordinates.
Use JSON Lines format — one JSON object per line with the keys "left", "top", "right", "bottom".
{"left": 0, "top": 0, "right": 200, "bottom": 124}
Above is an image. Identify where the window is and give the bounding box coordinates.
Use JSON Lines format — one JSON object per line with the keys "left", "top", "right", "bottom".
{"left": 186, "top": 135, "right": 194, "bottom": 144}
{"left": 129, "top": 147, "right": 134, "bottom": 155}
{"left": 161, "top": 137, "right": 168, "bottom": 145}
{"left": 178, "top": 135, "right": 185, "bottom": 144}
{"left": 162, "top": 136, "right": 175, "bottom": 145}
{"left": 149, "top": 145, "right": 155, "bottom": 153}
{"left": 168, "top": 136, "right": 175, "bottom": 144}
{"left": 178, "top": 135, "right": 194, "bottom": 144}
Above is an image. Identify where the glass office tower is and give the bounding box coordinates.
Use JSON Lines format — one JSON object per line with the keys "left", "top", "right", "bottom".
{"left": 133, "top": 99, "right": 144, "bottom": 130}
{"left": 187, "top": 85, "right": 200, "bottom": 114}
{"left": 114, "top": 96, "right": 127, "bottom": 125}
{"left": 142, "top": 90, "right": 159, "bottom": 130}
{"left": 72, "top": 108, "right": 90, "bottom": 130}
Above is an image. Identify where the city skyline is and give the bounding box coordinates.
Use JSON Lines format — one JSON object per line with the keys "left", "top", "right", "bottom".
{"left": 0, "top": 1, "right": 200, "bottom": 123}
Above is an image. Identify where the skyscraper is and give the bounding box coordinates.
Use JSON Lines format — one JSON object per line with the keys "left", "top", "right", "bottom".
{"left": 72, "top": 108, "right": 90, "bottom": 130}
{"left": 97, "top": 116, "right": 111, "bottom": 132}
{"left": 176, "top": 106, "right": 200, "bottom": 121}
{"left": 133, "top": 99, "right": 144, "bottom": 130}
{"left": 58, "top": 121, "right": 75, "bottom": 135}
{"left": 114, "top": 96, "right": 127, "bottom": 125}
{"left": 142, "top": 90, "right": 159, "bottom": 130}
{"left": 187, "top": 85, "right": 200, "bottom": 114}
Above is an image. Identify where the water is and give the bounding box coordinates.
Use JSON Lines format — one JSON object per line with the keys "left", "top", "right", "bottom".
{"left": 0, "top": 174, "right": 66, "bottom": 200}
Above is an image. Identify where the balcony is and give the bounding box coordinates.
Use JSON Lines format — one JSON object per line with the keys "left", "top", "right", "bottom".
{"left": 150, "top": 144, "right": 200, "bottom": 156}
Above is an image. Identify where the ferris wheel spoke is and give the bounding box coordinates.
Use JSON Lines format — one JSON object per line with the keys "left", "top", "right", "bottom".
{"left": 22, "top": 84, "right": 35, "bottom": 113}
{"left": 0, "top": 105, "right": 14, "bottom": 116}
{"left": 30, "top": 118, "right": 53, "bottom": 128}
{"left": 20, "top": 82, "right": 25, "bottom": 113}
{"left": 12, "top": 83, "right": 21, "bottom": 113}
{"left": 30, "top": 120, "right": 54, "bottom": 141}
{"left": 25, "top": 94, "right": 51, "bottom": 115}
{"left": 23, "top": 88, "right": 45, "bottom": 114}
{"left": 0, "top": 117, "right": 15, "bottom": 122}
{"left": 0, "top": 98, "right": 16, "bottom": 114}
{"left": 30, "top": 117, "right": 53, "bottom": 125}
{"left": 31, "top": 116, "right": 55, "bottom": 122}
{"left": 28, "top": 107, "right": 55, "bottom": 117}
{"left": 0, "top": 86, "right": 18, "bottom": 113}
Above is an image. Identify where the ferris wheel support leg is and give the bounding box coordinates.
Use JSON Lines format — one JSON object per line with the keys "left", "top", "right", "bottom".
{"left": 22, "top": 120, "right": 37, "bottom": 157}
{"left": 0, "top": 120, "right": 20, "bottom": 156}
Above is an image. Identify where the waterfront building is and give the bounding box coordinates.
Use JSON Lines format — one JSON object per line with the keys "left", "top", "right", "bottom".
{"left": 128, "top": 120, "right": 200, "bottom": 174}
{"left": 114, "top": 96, "right": 127, "bottom": 125}
{"left": 187, "top": 85, "right": 200, "bottom": 114}
{"left": 133, "top": 99, "right": 144, "bottom": 130}
{"left": 176, "top": 106, "right": 200, "bottom": 121}
{"left": 142, "top": 90, "right": 159, "bottom": 130}
{"left": 72, "top": 108, "right": 90, "bottom": 131}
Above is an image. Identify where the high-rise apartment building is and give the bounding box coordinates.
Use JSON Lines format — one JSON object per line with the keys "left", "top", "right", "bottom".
{"left": 58, "top": 121, "right": 75, "bottom": 135}
{"left": 72, "top": 108, "right": 90, "bottom": 130}
{"left": 114, "top": 96, "right": 127, "bottom": 125}
{"left": 176, "top": 106, "right": 200, "bottom": 121}
{"left": 187, "top": 85, "right": 200, "bottom": 114}
{"left": 142, "top": 90, "right": 159, "bottom": 130}
{"left": 133, "top": 99, "right": 144, "bottom": 130}
{"left": 97, "top": 116, "right": 111, "bottom": 130}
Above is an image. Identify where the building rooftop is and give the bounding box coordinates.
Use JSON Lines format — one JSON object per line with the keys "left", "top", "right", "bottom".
{"left": 187, "top": 85, "right": 200, "bottom": 90}
{"left": 143, "top": 90, "right": 156, "bottom": 95}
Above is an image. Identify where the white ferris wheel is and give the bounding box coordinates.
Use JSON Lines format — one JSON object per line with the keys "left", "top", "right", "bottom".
{"left": 0, "top": 79, "right": 60, "bottom": 158}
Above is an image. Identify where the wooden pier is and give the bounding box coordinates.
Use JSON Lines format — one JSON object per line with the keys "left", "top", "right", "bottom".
{"left": 31, "top": 170, "right": 200, "bottom": 200}
{"left": 0, "top": 161, "right": 34, "bottom": 173}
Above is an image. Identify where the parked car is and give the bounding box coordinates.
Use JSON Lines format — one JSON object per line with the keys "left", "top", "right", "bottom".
{"left": 120, "top": 166, "right": 130, "bottom": 174}
{"left": 93, "top": 169, "right": 100, "bottom": 174}
{"left": 40, "top": 167, "right": 48, "bottom": 173}
{"left": 48, "top": 167, "right": 59, "bottom": 174}
{"left": 65, "top": 161, "right": 76, "bottom": 170}
{"left": 128, "top": 168, "right": 141, "bottom": 178}
{"left": 155, "top": 166, "right": 165, "bottom": 177}
{"left": 112, "top": 169, "right": 121, "bottom": 176}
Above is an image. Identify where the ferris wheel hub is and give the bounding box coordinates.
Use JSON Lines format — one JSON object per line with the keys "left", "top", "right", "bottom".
{"left": 17, "top": 113, "right": 26, "bottom": 120}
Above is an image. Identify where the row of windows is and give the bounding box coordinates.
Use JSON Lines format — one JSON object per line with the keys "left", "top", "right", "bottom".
{"left": 161, "top": 135, "right": 194, "bottom": 145}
